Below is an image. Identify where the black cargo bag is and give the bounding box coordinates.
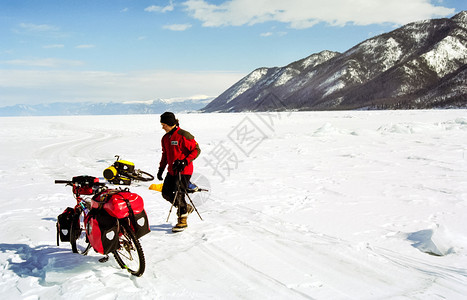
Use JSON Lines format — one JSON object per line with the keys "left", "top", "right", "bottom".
{"left": 56, "top": 207, "right": 75, "bottom": 245}
{"left": 86, "top": 209, "right": 120, "bottom": 255}
{"left": 120, "top": 196, "right": 150, "bottom": 239}
{"left": 133, "top": 209, "right": 150, "bottom": 239}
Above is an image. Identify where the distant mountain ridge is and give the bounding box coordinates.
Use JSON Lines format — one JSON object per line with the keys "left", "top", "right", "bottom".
{"left": 0, "top": 98, "right": 212, "bottom": 117}
{"left": 202, "top": 11, "right": 467, "bottom": 112}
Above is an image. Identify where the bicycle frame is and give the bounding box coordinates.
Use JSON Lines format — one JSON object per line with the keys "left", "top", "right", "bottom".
{"left": 55, "top": 176, "right": 146, "bottom": 276}
{"left": 68, "top": 180, "right": 100, "bottom": 255}
{"left": 103, "top": 155, "right": 154, "bottom": 185}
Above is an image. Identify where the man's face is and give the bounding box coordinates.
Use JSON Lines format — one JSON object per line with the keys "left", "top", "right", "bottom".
{"left": 161, "top": 123, "right": 174, "bottom": 133}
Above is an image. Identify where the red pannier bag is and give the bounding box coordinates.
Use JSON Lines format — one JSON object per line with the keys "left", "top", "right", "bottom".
{"left": 85, "top": 209, "right": 119, "bottom": 255}
{"left": 92, "top": 189, "right": 150, "bottom": 239}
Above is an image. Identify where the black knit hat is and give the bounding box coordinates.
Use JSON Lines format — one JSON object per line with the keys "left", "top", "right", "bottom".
{"left": 160, "top": 112, "right": 177, "bottom": 126}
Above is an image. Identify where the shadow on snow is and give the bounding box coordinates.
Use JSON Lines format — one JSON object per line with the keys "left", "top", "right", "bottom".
{"left": 0, "top": 243, "right": 98, "bottom": 285}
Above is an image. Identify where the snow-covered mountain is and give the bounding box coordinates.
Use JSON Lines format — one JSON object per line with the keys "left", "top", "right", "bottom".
{"left": 0, "top": 97, "right": 212, "bottom": 117}
{"left": 202, "top": 11, "right": 467, "bottom": 112}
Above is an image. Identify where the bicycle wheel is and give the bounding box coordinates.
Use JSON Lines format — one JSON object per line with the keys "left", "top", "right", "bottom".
{"left": 113, "top": 220, "right": 145, "bottom": 276}
{"left": 70, "top": 208, "right": 91, "bottom": 255}
{"left": 125, "top": 169, "right": 154, "bottom": 182}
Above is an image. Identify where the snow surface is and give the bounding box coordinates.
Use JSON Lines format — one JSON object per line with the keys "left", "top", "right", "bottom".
{"left": 1, "top": 110, "right": 467, "bottom": 299}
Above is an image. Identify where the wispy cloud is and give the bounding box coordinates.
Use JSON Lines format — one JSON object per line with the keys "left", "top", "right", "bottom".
{"left": 183, "top": 0, "right": 455, "bottom": 28}
{"left": 2, "top": 58, "right": 83, "bottom": 68}
{"left": 14, "top": 22, "right": 67, "bottom": 38}
{"left": 145, "top": 0, "right": 174, "bottom": 13}
{"left": 19, "top": 23, "right": 59, "bottom": 32}
{"left": 260, "top": 31, "right": 287, "bottom": 37}
{"left": 0, "top": 69, "right": 246, "bottom": 105}
{"left": 163, "top": 24, "right": 192, "bottom": 31}
{"left": 76, "top": 44, "right": 96, "bottom": 49}
{"left": 43, "top": 44, "right": 65, "bottom": 49}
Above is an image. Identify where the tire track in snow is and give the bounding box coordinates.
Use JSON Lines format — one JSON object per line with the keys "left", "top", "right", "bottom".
{"left": 253, "top": 209, "right": 467, "bottom": 298}
{"left": 197, "top": 242, "right": 317, "bottom": 299}
{"left": 147, "top": 223, "right": 319, "bottom": 298}
{"left": 373, "top": 247, "right": 467, "bottom": 284}
{"left": 33, "top": 128, "right": 120, "bottom": 178}
{"left": 196, "top": 204, "right": 366, "bottom": 297}
{"left": 143, "top": 209, "right": 318, "bottom": 298}
{"left": 199, "top": 196, "right": 467, "bottom": 298}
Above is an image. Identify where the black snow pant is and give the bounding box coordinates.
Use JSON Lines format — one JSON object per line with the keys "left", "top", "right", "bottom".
{"left": 162, "top": 173, "right": 191, "bottom": 215}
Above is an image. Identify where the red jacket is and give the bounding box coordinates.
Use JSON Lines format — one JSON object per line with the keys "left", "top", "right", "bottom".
{"left": 159, "top": 127, "right": 200, "bottom": 175}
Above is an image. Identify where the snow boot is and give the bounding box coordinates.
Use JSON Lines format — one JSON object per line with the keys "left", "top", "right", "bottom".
{"left": 172, "top": 215, "right": 187, "bottom": 232}
{"left": 172, "top": 204, "right": 193, "bottom": 233}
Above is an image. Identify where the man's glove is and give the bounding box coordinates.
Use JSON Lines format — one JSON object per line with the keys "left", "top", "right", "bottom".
{"left": 157, "top": 168, "right": 164, "bottom": 181}
{"left": 173, "top": 159, "right": 188, "bottom": 172}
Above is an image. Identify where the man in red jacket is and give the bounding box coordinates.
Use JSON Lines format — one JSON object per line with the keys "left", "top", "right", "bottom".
{"left": 157, "top": 112, "right": 201, "bottom": 232}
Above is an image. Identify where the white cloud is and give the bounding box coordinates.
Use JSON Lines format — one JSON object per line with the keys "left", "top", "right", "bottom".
{"left": 19, "top": 23, "right": 59, "bottom": 32}
{"left": 163, "top": 24, "right": 192, "bottom": 31}
{"left": 43, "top": 44, "right": 65, "bottom": 49}
{"left": 14, "top": 23, "right": 67, "bottom": 38}
{"left": 0, "top": 69, "right": 246, "bottom": 105}
{"left": 76, "top": 44, "right": 96, "bottom": 49}
{"left": 182, "top": 0, "right": 455, "bottom": 28}
{"left": 260, "top": 31, "right": 287, "bottom": 37}
{"left": 2, "top": 58, "right": 83, "bottom": 68}
{"left": 145, "top": 1, "right": 174, "bottom": 13}
{"left": 145, "top": 5, "right": 162, "bottom": 12}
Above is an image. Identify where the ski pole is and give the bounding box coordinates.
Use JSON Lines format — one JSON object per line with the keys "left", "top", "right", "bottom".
{"left": 185, "top": 191, "right": 203, "bottom": 221}
{"left": 166, "top": 191, "right": 178, "bottom": 222}
{"left": 178, "top": 172, "right": 203, "bottom": 221}
{"left": 166, "top": 190, "right": 178, "bottom": 222}
{"left": 166, "top": 171, "right": 181, "bottom": 222}
{"left": 166, "top": 183, "right": 182, "bottom": 222}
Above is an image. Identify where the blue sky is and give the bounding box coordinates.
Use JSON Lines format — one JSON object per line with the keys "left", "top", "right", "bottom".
{"left": 1, "top": 0, "right": 465, "bottom": 106}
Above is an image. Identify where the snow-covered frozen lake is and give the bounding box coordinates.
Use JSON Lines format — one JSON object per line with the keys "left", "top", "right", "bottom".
{"left": 1, "top": 110, "right": 466, "bottom": 299}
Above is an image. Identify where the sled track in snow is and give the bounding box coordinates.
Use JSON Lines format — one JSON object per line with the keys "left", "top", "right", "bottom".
{"left": 196, "top": 242, "right": 317, "bottom": 299}
{"left": 197, "top": 196, "right": 467, "bottom": 298}
{"left": 373, "top": 247, "right": 467, "bottom": 284}
{"left": 34, "top": 127, "right": 120, "bottom": 177}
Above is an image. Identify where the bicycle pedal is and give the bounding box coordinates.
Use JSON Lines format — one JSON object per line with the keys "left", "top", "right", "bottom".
{"left": 98, "top": 255, "right": 109, "bottom": 263}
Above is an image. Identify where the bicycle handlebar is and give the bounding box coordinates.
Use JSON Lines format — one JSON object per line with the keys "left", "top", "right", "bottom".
{"left": 54, "top": 176, "right": 106, "bottom": 186}
{"left": 55, "top": 180, "right": 72, "bottom": 184}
